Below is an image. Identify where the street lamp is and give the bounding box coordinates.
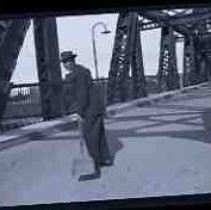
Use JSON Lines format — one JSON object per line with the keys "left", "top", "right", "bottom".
{"left": 91, "top": 21, "right": 111, "bottom": 81}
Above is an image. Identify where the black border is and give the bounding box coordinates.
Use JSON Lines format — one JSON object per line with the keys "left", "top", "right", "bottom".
{"left": 1, "top": 193, "right": 211, "bottom": 209}
{"left": 1, "top": 0, "right": 211, "bottom": 209}
{"left": 0, "top": 1, "right": 211, "bottom": 19}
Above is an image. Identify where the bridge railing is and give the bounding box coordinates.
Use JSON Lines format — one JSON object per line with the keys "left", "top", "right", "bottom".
{"left": 1, "top": 83, "right": 43, "bottom": 130}
{"left": 0, "top": 78, "right": 108, "bottom": 130}
{"left": 1, "top": 76, "right": 158, "bottom": 131}
{"left": 3, "top": 83, "right": 42, "bottom": 119}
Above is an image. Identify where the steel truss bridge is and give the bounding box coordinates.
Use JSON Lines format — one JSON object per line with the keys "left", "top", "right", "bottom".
{"left": 0, "top": 7, "right": 211, "bottom": 130}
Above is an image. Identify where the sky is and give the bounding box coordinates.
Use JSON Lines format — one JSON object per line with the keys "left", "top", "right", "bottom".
{"left": 11, "top": 13, "right": 184, "bottom": 84}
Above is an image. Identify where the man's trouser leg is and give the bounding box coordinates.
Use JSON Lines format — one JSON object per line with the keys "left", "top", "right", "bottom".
{"left": 83, "top": 115, "right": 110, "bottom": 164}
{"left": 98, "top": 116, "right": 111, "bottom": 162}
{"left": 78, "top": 118, "right": 86, "bottom": 155}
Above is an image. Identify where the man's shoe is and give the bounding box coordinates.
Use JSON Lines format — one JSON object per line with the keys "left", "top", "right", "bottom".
{"left": 77, "top": 161, "right": 101, "bottom": 181}
{"left": 94, "top": 161, "right": 101, "bottom": 172}
{"left": 100, "top": 158, "right": 113, "bottom": 167}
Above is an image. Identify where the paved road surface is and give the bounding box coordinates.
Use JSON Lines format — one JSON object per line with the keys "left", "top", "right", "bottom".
{"left": 0, "top": 85, "right": 211, "bottom": 206}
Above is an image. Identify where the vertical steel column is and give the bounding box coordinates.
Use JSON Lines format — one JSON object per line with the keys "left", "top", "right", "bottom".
{"left": 0, "top": 20, "right": 13, "bottom": 46}
{"left": 202, "top": 56, "right": 211, "bottom": 82}
{"left": 183, "top": 35, "right": 196, "bottom": 87}
{"left": 193, "top": 20, "right": 210, "bottom": 84}
{"left": 169, "top": 27, "right": 179, "bottom": 90}
{"left": 131, "top": 15, "right": 147, "bottom": 99}
{"left": 206, "top": 56, "right": 211, "bottom": 81}
{"left": 157, "top": 26, "right": 179, "bottom": 92}
{"left": 201, "top": 35, "right": 211, "bottom": 82}
{"left": 157, "top": 26, "right": 170, "bottom": 92}
{"left": 194, "top": 36, "right": 204, "bottom": 84}
{"left": 107, "top": 13, "right": 127, "bottom": 105}
{"left": 0, "top": 19, "right": 30, "bottom": 123}
{"left": 107, "top": 12, "right": 138, "bottom": 104}
{"left": 195, "top": 33, "right": 211, "bottom": 83}
{"left": 33, "top": 17, "right": 63, "bottom": 120}
{"left": 116, "top": 12, "right": 134, "bottom": 103}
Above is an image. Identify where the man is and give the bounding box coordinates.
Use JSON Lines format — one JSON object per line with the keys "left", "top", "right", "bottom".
{"left": 60, "top": 51, "right": 112, "bottom": 176}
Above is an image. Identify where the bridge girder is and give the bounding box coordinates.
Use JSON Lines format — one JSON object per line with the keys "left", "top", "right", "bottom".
{"left": 138, "top": 10, "right": 192, "bottom": 36}
{"left": 33, "top": 18, "right": 63, "bottom": 120}
{"left": 107, "top": 8, "right": 211, "bottom": 103}
{"left": 107, "top": 12, "right": 147, "bottom": 105}
{"left": 157, "top": 25, "right": 180, "bottom": 92}
{"left": 0, "top": 18, "right": 63, "bottom": 124}
{"left": 0, "top": 19, "right": 31, "bottom": 123}
{"left": 1, "top": 7, "right": 211, "bottom": 123}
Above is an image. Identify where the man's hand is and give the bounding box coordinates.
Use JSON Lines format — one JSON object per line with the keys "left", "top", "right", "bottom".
{"left": 77, "top": 114, "right": 85, "bottom": 123}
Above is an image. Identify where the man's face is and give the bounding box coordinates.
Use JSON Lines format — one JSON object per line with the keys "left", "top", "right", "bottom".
{"left": 62, "top": 60, "right": 75, "bottom": 73}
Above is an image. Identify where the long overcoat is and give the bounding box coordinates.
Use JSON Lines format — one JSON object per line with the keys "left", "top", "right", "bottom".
{"left": 69, "top": 64, "right": 110, "bottom": 162}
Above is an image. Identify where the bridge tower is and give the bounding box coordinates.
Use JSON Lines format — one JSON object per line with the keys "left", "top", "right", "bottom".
{"left": 183, "top": 35, "right": 197, "bottom": 87}
{"left": 0, "top": 19, "right": 31, "bottom": 122}
{"left": 33, "top": 18, "right": 63, "bottom": 120}
{"left": 0, "top": 17, "right": 63, "bottom": 124}
{"left": 107, "top": 12, "right": 147, "bottom": 105}
{"left": 157, "top": 26, "right": 180, "bottom": 92}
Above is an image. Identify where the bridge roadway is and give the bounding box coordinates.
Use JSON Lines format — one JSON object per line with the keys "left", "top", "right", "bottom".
{"left": 0, "top": 82, "right": 211, "bottom": 207}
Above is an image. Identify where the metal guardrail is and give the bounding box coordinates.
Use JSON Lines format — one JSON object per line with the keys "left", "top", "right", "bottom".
{"left": 0, "top": 78, "right": 109, "bottom": 131}
{"left": 1, "top": 83, "right": 42, "bottom": 131}
{"left": 0, "top": 77, "right": 158, "bottom": 131}
{"left": 3, "top": 83, "right": 41, "bottom": 120}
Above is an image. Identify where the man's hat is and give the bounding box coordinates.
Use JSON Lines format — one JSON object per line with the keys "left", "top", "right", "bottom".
{"left": 60, "top": 51, "right": 77, "bottom": 62}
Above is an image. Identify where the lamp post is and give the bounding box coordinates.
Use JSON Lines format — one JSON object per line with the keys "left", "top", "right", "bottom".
{"left": 91, "top": 22, "right": 111, "bottom": 81}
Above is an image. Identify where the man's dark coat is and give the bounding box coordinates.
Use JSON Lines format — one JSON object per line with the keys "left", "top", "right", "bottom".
{"left": 66, "top": 64, "right": 110, "bottom": 162}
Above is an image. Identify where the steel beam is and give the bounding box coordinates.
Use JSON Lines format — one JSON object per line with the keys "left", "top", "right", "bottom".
{"left": 183, "top": 35, "right": 197, "bottom": 87}
{"left": 0, "top": 20, "right": 13, "bottom": 46}
{"left": 140, "top": 9, "right": 211, "bottom": 26}
{"left": 107, "top": 12, "right": 128, "bottom": 105}
{"left": 139, "top": 20, "right": 160, "bottom": 31}
{"left": 0, "top": 19, "right": 30, "bottom": 123}
{"left": 195, "top": 33, "right": 211, "bottom": 82}
{"left": 131, "top": 18, "right": 147, "bottom": 98}
{"left": 117, "top": 12, "right": 136, "bottom": 103}
{"left": 33, "top": 17, "right": 63, "bottom": 120}
{"left": 175, "top": 35, "right": 184, "bottom": 42}
{"left": 157, "top": 26, "right": 179, "bottom": 92}
{"left": 107, "top": 12, "right": 135, "bottom": 104}
{"left": 139, "top": 10, "right": 192, "bottom": 36}
{"left": 107, "top": 12, "right": 147, "bottom": 104}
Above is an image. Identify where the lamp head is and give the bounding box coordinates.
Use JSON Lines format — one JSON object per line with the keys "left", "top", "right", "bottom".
{"left": 101, "top": 30, "right": 111, "bottom": 34}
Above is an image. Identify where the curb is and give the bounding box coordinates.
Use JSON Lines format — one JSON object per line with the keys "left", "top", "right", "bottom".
{"left": 106, "top": 82, "right": 210, "bottom": 115}
{"left": 0, "top": 114, "right": 79, "bottom": 144}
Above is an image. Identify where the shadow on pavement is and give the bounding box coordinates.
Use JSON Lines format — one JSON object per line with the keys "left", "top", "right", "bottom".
{"left": 32, "top": 121, "right": 124, "bottom": 165}
{"left": 202, "top": 108, "right": 211, "bottom": 133}
{"left": 78, "top": 170, "right": 101, "bottom": 181}
{"left": 106, "top": 107, "right": 211, "bottom": 144}
{"left": 1, "top": 103, "right": 210, "bottom": 157}
{"left": 106, "top": 130, "right": 124, "bottom": 161}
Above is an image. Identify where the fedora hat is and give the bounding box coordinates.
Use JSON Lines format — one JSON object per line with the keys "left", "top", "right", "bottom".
{"left": 60, "top": 51, "right": 77, "bottom": 62}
